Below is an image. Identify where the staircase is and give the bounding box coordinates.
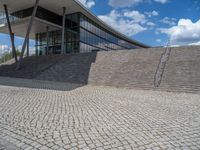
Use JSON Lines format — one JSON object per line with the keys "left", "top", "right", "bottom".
{"left": 0, "top": 46, "right": 199, "bottom": 94}
{"left": 158, "top": 46, "right": 200, "bottom": 94}
{"left": 88, "top": 46, "right": 200, "bottom": 94}
{"left": 36, "top": 53, "right": 97, "bottom": 84}
{"left": 0, "top": 55, "right": 71, "bottom": 79}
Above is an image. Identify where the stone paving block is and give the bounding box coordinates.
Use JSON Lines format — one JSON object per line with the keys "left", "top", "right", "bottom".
{"left": 0, "top": 77, "right": 200, "bottom": 149}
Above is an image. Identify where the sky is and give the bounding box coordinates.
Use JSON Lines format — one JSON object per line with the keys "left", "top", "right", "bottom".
{"left": 0, "top": 0, "right": 200, "bottom": 53}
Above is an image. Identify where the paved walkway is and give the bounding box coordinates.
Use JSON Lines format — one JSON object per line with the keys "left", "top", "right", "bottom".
{"left": 0, "top": 77, "right": 200, "bottom": 150}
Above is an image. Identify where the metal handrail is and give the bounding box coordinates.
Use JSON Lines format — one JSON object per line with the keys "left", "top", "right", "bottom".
{"left": 154, "top": 40, "right": 172, "bottom": 88}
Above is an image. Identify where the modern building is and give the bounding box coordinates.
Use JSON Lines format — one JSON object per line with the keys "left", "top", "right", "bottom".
{"left": 0, "top": 0, "right": 149, "bottom": 56}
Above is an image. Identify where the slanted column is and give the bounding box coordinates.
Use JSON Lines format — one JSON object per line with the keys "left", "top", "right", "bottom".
{"left": 3, "top": 4, "right": 18, "bottom": 62}
{"left": 46, "top": 26, "right": 49, "bottom": 55}
{"left": 61, "top": 7, "right": 66, "bottom": 54}
{"left": 27, "top": 37, "right": 29, "bottom": 56}
{"left": 11, "top": 33, "right": 15, "bottom": 58}
{"left": 17, "top": 0, "right": 40, "bottom": 69}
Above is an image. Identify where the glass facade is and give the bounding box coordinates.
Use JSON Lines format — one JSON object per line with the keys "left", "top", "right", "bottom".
{"left": 36, "top": 12, "right": 142, "bottom": 55}
{"left": 79, "top": 14, "right": 139, "bottom": 52}
{"left": 36, "top": 13, "right": 80, "bottom": 55}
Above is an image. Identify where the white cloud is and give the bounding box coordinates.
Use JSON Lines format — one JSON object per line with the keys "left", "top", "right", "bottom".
{"left": 108, "top": 0, "right": 169, "bottom": 8}
{"left": 154, "top": 0, "right": 168, "bottom": 4}
{"left": 0, "top": 45, "right": 11, "bottom": 52}
{"left": 108, "top": 0, "right": 143, "bottom": 8}
{"left": 160, "top": 17, "right": 177, "bottom": 26}
{"left": 147, "top": 22, "right": 156, "bottom": 26}
{"left": 98, "top": 10, "right": 146, "bottom": 36}
{"left": 0, "top": 45, "right": 11, "bottom": 57}
{"left": 156, "top": 39, "right": 162, "bottom": 42}
{"left": 159, "top": 19, "right": 200, "bottom": 46}
{"left": 189, "top": 41, "right": 200, "bottom": 46}
{"left": 145, "top": 11, "right": 159, "bottom": 17}
{"left": 124, "top": 10, "right": 146, "bottom": 23}
{"left": 78, "top": 0, "right": 95, "bottom": 9}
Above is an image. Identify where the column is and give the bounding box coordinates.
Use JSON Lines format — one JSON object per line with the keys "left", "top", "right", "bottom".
{"left": 11, "top": 32, "right": 15, "bottom": 58}
{"left": 61, "top": 7, "right": 66, "bottom": 54}
{"left": 27, "top": 37, "right": 29, "bottom": 56}
{"left": 17, "top": 0, "right": 40, "bottom": 69}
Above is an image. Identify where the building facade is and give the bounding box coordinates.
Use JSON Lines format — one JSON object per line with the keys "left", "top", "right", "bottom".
{"left": 0, "top": 0, "right": 149, "bottom": 57}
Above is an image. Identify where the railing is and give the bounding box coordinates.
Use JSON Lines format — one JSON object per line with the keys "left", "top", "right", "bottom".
{"left": 154, "top": 41, "right": 172, "bottom": 88}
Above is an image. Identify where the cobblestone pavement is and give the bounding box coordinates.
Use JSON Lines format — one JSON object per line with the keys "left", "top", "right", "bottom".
{"left": 0, "top": 78, "right": 200, "bottom": 150}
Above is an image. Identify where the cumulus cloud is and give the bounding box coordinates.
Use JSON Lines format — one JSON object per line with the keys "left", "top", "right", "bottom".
{"left": 108, "top": 0, "right": 169, "bottom": 8}
{"left": 159, "top": 19, "right": 200, "bottom": 46}
{"left": 98, "top": 10, "right": 146, "bottom": 36}
{"left": 154, "top": 0, "right": 168, "bottom": 4}
{"left": 156, "top": 39, "right": 162, "bottom": 42}
{"left": 147, "top": 22, "right": 156, "bottom": 26}
{"left": 145, "top": 11, "right": 159, "bottom": 17}
{"left": 78, "top": 0, "right": 95, "bottom": 9}
{"left": 124, "top": 10, "right": 146, "bottom": 23}
{"left": 108, "top": 0, "right": 143, "bottom": 8}
{"left": 0, "top": 45, "right": 11, "bottom": 57}
{"left": 160, "top": 17, "right": 177, "bottom": 26}
{"left": 189, "top": 41, "right": 200, "bottom": 46}
{"left": 0, "top": 45, "right": 10, "bottom": 52}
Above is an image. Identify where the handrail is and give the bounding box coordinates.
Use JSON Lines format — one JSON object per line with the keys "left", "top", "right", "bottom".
{"left": 154, "top": 41, "right": 172, "bottom": 88}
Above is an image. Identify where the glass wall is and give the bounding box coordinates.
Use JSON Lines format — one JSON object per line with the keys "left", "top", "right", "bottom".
{"left": 65, "top": 13, "right": 79, "bottom": 53}
{"left": 36, "top": 30, "right": 62, "bottom": 55}
{"left": 36, "top": 12, "right": 141, "bottom": 55}
{"left": 79, "top": 13, "right": 139, "bottom": 52}
{"left": 36, "top": 13, "right": 80, "bottom": 55}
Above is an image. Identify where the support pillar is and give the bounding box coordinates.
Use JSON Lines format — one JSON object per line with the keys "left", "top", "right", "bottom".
{"left": 4, "top": 4, "right": 18, "bottom": 62}
{"left": 27, "top": 37, "right": 29, "bottom": 56}
{"left": 46, "top": 26, "right": 49, "bottom": 55}
{"left": 61, "top": 7, "right": 66, "bottom": 54}
{"left": 11, "top": 33, "right": 15, "bottom": 58}
{"left": 17, "top": 0, "right": 40, "bottom": 69}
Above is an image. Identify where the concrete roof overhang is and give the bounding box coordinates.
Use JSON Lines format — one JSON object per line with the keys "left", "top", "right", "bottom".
{"left": 0, "top": 17, "right": 62, "bottom": 39}
{"left": 0, "top": 0, "right": 150, "bottom": 48}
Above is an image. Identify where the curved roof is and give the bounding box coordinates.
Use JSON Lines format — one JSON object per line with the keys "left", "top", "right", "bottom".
{"left": 0, "top": 0, "right": 150, "bottom": 48}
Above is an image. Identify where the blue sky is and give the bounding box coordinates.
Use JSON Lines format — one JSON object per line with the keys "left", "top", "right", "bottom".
{"left": 0, "top": 0, "right": 200, "bottom": 52}
{"left": 80, "top": 0, "right": 200, "bottom": 47}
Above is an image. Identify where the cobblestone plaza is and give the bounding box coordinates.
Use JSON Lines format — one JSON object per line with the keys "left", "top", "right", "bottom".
{"left": 0, "top": 77, "right": 200, "bottom": 150}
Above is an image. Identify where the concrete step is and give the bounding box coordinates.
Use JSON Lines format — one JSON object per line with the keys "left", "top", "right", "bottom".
{"left": 0, "top": 46, "right": 199, "bottom": 94}
{"left": 36, "top": 53, "right": 97, "bottom": 84}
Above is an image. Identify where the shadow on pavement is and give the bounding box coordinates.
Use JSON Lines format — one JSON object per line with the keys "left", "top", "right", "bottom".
{"left": 0, "top": 77, "right": 83, "bottom": 91}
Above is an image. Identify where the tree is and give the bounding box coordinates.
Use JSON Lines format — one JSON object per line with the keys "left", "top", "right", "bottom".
{"left": 0, "top": 50, "right": 20, "bottom": 64}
